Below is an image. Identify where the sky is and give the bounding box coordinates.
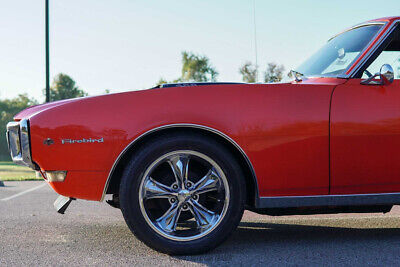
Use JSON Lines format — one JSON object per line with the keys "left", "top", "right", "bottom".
{"left": 0, "top": 0, "right": 399, "bottom": 102}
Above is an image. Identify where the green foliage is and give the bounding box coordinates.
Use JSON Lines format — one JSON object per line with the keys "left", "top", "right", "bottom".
{"left": 155, "top": 78, "right": 169, "bottom": 87}
{"left": 44, "top": 73, "right": 87, "bottom": 101}
{"left": 181, "top": 51, "right": 218, "bottom": 82}
{"left": 0, "top": 94, "right": 38, "bottom": 160}
{"left": 264, "top": 63, "right": 285, "bottom": 83}
{"left": 0, "top": 161, "right": 38, "bottom": 181}
{"left": 239, "top": 61, "right": 285, "bottom": 83}
{"left": 1, "top": 73, "right": 86, "bottom": 160}
{"left": 239, "top": 62, "right": 257, "bottom": 83}
{"left": 157, "top": 51, "right": 218, "bottom": 85}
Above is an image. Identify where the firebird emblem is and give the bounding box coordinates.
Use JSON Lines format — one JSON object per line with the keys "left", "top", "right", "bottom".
{"left": 43, "top": 138, "right": 54, "bottom": 146}
{"left": 61, "top": 138, "right": 104, "bottom": 144}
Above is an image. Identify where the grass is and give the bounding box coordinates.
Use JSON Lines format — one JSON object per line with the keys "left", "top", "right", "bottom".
{"left": 0, "top": 161, "right": 41, "bottom": 181}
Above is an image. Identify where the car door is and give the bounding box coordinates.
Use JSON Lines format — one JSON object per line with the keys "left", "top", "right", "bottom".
{"left": 331, "top": 23, "right": 400, "bottom": 194}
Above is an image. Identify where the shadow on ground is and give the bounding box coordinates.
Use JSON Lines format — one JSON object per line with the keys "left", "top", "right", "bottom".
{"left": 175, "top": 219, "right": 400, "bottom": 265}
{"left": 5, "top": 199, "right": 400, "bottom": 266}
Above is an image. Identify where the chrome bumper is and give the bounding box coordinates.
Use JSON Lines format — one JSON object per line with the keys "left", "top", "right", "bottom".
{"left": 6, "top": 119, "right": 37, "bottom": 170}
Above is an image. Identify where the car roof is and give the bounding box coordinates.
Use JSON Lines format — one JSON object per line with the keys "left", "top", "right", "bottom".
{"left": 329, "top": 17, "right": 399, "bottom": 41}
{"left": 366, "top": 16, "right": 400, "bottom": 23}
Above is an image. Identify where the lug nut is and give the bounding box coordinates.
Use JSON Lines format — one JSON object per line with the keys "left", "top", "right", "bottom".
{"left": 192, "top": 195, "right": 198, "bottom": 200}
{"left": 172, "top": 184, "right": 178, "bottom": 190}
{"left": 170, "top": 198, "right": 176, "bottom": 203}
{"left": 186, "top": 182, "right": 192, "bottom": 188}
{"left": 182, "top": 204, "right": 188, "bottom": 210}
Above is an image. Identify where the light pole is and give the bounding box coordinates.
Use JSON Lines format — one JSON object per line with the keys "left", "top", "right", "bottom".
{"left": 45, "top": 0, "right": 50, "bottom": 102}
{"left": 253, "top": 0, "right": 258, "bottom": 83}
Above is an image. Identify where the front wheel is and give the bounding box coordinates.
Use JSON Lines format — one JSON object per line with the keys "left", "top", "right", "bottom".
{"left": 119, "top": 133, "right": 246, "bottom": 255}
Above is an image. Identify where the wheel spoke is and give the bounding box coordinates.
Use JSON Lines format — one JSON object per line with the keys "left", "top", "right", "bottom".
{"left": 155, "top": 202, "right": 182, "bottom": 232}
{"left": 188, "top": 199, "right": 218, "bottom": 229}
{"left": 139, "top": 151, "right": 230, "bottom": 240}
{"left": 167, "top": 154, "right": 190, "bottom": 188}
{"left": 143, "top": 177, "right": 175, "bottom": 200}
{"left": 191, "top": 168, "right": 221, "bottom": 195}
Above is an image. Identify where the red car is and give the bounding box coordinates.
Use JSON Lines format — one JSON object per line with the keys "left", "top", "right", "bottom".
{"left": 6, "top": 16, "right": 400, "bottom": 254}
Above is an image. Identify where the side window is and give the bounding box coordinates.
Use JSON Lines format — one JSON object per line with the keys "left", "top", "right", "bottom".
{"left": 362, "top": 25, "right": 400, "bottom": 79}
{"left": 362, "top": 51, "right": 400, "bottom": 79}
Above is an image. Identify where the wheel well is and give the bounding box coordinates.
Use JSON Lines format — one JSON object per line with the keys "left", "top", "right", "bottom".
{"left": 105, "top": 127, "right": 258, "bottom": 207}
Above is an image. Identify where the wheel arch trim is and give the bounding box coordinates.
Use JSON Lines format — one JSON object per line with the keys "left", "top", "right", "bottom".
{"left": 100, "top": 123, "right": 259, "bottom": 202}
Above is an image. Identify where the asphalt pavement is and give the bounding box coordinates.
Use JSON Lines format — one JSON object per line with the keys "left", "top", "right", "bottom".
{"left": 1, "top": 181, "right": 400, "bottom": 266}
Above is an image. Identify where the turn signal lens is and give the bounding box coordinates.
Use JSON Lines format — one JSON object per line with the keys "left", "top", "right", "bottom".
{"left": 45, "top": 171, "right": 67, "bottom": 182}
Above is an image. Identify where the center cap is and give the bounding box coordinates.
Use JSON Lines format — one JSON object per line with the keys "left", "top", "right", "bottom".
{"left": 177, "top": 189, "right": 191, "bottom": 202}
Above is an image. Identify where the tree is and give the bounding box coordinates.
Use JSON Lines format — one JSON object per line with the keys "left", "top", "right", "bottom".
{"left": 264, "top": 63, "right": 285, "bottom": 83}
{"left": 0, "top": 94, "right": 38, "bottom": 160}
{"left": 181, "top": 51, "right": 218, "bottom": 82}
{"left": 239, "top": 61, "right": 257, "bottom": 83}
{"left": 44, "top": 73, "right": 87, "bottom": 101}
{"left": 155, "top": 52, "right": 218, "bottom": 86}
{"left": 155, "top": 77, "right": 169, "bottom": 87}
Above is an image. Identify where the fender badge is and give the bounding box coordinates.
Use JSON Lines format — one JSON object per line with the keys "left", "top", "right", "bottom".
{"left": 43, "top": 138, "right": 55, "bottom": 146}
{"left": 61, "top": 138, "right": 104, "bottom": 144}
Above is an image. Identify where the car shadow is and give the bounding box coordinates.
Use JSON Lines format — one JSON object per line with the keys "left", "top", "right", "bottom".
{"left": 175, "top": 220, "right": 400, "bottom": 265}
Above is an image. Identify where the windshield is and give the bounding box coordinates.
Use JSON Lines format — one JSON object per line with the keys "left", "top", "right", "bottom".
{"left": 296, "top": 24, "right": 383, "bottom": 78}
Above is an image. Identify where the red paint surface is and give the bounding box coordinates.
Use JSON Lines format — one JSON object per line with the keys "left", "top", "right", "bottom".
{"left": 13, "top": 16, "right": 400, "bottom": 202}
{"left": 21, "top": 79, "right": 344, "bottom": 200}
{"left": 331, "top": 79, "right": 400, "bottom": 194}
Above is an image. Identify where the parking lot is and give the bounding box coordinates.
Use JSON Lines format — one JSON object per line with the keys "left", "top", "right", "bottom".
{"left": 1, "top": 181, "right": 400, "bottom": 266}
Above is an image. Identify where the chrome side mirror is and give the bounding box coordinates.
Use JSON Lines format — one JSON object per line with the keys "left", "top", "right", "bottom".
{"left": 380, "top": 64, "right": 395, "bottom": 85}
{"left": 361, "top": 64, "right": 394, "bottom": 85}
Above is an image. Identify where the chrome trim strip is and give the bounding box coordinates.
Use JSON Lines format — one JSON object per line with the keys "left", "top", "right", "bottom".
{"left": 339, "top": 21, "right": 389, "bottom": 78}
{"left": 6, "top": 119, "right": 36, "bottom": 169}
{"left": 328, "top": 22, "right": 385, "bottom": 42}
{"left": 257, "top": 192, "right": 400, "bottom": 208}
{"left": 347, "top": 19, "right": 400, "bottom": 78}
{"left": 19, "top": 119, "right": 34, "bottom": 168}
{"left": 5, "top": 127, "right": 11, "bottom": 152}
{"left": 300, "top": 22, "right": 388, "bottom": 80}
{"left": 101, "top": 123, "right": 259, "bottom": 202}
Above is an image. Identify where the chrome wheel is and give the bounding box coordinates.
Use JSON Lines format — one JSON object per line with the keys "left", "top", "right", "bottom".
{"left": 138, "top": 150, "right": 230, "bottom": 241}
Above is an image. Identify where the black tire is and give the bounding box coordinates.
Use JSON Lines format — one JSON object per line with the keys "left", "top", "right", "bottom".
{"left": 119, "top": 132, "right": 246, "bottom": 255}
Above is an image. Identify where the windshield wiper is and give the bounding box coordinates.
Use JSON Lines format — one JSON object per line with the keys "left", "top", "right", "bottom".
{"left": 289, "top": 70, "right": 304, "bottom": 82}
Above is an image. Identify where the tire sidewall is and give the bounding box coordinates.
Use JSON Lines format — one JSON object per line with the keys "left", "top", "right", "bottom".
{"left": 119, "top": 133, "right": 245, "bottom": 254}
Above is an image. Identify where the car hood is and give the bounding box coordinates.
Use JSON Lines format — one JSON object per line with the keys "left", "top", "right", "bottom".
{"left": 14, "top": 97, "right": 91, "bottom": 121}
{"left": 14, "top": 78, "right": 346, "bottom": 121}
{"left": 13, "top": 84, "right": 244, "bottom": 121}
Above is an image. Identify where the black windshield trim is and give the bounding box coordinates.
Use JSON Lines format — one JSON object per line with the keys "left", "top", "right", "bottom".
{"left": 155, "top": 82, "right": 245, "bottom": 88}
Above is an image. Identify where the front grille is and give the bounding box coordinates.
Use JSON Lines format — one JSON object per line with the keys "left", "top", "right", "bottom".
{"left": 6, "top": 119, "right": 36, "bottom": 170}
{"left": 6, "top": 122, "right": 21, "bottom": 158}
